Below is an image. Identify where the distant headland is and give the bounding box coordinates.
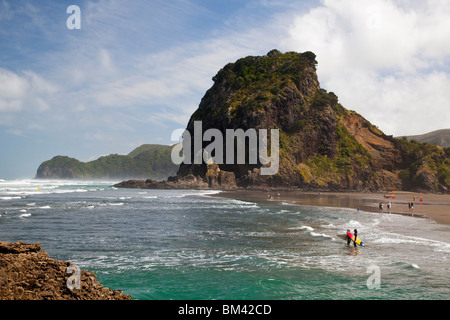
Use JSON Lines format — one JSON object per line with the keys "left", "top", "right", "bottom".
{"left": 36, "top": 144, "right": 178, "bottom": 181}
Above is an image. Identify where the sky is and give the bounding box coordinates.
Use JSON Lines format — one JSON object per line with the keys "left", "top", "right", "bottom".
{"left": 1, "top": 0, "right": 450, "bottom": 179}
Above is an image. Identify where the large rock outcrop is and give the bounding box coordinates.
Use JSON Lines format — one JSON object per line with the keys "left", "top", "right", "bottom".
{"left": 115, "top": 50, "right": 450, "bottom": 193}
{"left": 0, "top": 241, "right": 131, "bottom": 300}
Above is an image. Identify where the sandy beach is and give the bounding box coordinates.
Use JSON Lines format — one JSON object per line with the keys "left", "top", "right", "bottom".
{"left": 216, "top": 190, "right": 450, "bottom": 226}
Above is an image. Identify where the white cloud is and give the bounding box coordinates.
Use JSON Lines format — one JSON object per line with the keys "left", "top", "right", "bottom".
{"left": 281, "top": 0, "right": 450, "bottom": 135}
{"left": 0, "top": 69, "right": 28, "bottom": 111}
{"left": 325, "top": 69, "right": 450, "bottom": 135}
{"left": 1, "top": 0, "right": 289, "bottom": 144}
{"left": 3, "top": 0, "right": 450, "bottom": 179}
{"left": 0, "top": 68, "right": 57, "bottom": 113}
{"left": 3, "top": 0, "right": 448, "bottom": 143}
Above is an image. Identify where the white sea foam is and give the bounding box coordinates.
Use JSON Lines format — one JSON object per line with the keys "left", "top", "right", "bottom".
{"left": 168, "top": 190, "right": 222, "bottom": 199}
{"left": 197, "top": 190, "right": 222, "bottom": 196}
{"left": 310, "top": 231, "right": 333, "bottom": 239}
{"left": 19, "top": 213, "right": 31, "bottom": 218}
{"left": 0, "top": 196, "right": 22, "bottom": 200}
{"left": 375, "top": 233, "right": 446, "bottom": 246}
{"left": 0, "top": 179, "right": 113, "bottom": 197}
{"left": 291, "top": 225, "right": 314, "bottom": 231}
{"left": 347, "top": 220, "right": 363, "bottom": 227}
{"left": 214, "top": 198, "right": 258, "bottom": 209}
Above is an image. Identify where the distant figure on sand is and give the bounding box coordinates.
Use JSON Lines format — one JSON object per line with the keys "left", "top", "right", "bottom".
{"left": 378, "top": 202, "right": 383, "bottom": 213}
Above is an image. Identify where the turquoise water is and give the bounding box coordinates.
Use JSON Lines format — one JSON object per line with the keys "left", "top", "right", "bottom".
{"left": 1, "top": 179, "right": 450, "bottom": 300}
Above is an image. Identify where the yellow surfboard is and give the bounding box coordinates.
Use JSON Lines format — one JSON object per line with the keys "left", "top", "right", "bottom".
{"left": 347, "top": 231, "right": 364, "bottom": 247}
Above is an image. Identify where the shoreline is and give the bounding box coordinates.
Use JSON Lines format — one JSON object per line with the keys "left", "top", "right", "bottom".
{"left": 213, "top": 190, "right": 450, "bottom": 226}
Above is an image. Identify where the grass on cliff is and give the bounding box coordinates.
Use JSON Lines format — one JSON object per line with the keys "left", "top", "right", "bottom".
{"left": 396, "top": 137, "right": 450, "bottom": 187}
{"left": 304, "top": 125, "right": 371, "bottom": 187}
{"left": 210, "top": 50, "right": 318, "bottom": 118}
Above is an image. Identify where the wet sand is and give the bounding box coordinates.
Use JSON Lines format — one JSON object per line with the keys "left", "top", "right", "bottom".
{"left": 215, "top": 190, "right": 450, "bottom": 226}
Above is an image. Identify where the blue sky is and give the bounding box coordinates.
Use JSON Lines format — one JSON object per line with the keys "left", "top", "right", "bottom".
{"left": 1, "top": 0, "right": 450, "bottom": 179}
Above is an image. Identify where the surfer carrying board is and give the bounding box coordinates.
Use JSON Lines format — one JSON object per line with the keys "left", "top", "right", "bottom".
{"left": 346, "top": 229, "right": 359, "bottom": 247}
{"left": 353, "top": 229, "right": 358, "bottom": 247}
{"left": 346, "top": 229, "right": 352, "bottom": 246}
{"left": 340, "top": 230, "right": 364, "bottom": 247}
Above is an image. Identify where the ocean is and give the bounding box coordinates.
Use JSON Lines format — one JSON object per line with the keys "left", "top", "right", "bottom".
{"left": 1, "top": 179, "right": 450, "bottom": 300}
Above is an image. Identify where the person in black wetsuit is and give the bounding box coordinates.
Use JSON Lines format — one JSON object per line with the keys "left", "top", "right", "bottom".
{"left": 346, "top": 229, "right": 351, "bottom": 246}
{"left": 353, "top": 229, "right": 358, "bottom": 247}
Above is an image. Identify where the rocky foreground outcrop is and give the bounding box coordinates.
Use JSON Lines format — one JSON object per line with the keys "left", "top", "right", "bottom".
{"left": 0, "top": 241, "right": 131, "bottom": 300}
{"left": 114, "top": 163, "right": 238, "bottom": 190}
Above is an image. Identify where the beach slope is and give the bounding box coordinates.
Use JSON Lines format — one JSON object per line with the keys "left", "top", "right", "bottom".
{"left": 216, "top": 190, "right": 450, "bottom": 226}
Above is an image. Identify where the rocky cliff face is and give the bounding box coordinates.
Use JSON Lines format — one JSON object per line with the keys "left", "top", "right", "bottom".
{"left": 116, "top": 50, "right": 450, "bottom": 193}
{"left": 0, "top": 241, "right": 131, "bottom": 300}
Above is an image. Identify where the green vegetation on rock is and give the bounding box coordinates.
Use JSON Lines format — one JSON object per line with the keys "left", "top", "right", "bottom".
{"left": 178, "top": 50, "right": 450, "bottom": 193}
{"left": 395, "top": 137, "right": 450, "bottom": 190}
{"left": 36, "top": 144, "right": 178, "bottom": 180}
